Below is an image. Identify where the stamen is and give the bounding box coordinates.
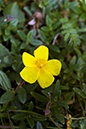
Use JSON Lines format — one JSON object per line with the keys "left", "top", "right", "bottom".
{"left": 36, "top": 59, "right": 47, "bottom": 68}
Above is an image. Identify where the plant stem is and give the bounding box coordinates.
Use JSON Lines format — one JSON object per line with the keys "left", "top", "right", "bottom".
{"left": 49, "top": 117, "right": 61, "bottom": 129}
{"left": 0, "top": 125, "right": 19, "bottom": 128}
{"left": 65, "top": 116, "right": 86, "bottom": 120}
{"left": 15, "top": 81, "right": 25, "bottom": 92}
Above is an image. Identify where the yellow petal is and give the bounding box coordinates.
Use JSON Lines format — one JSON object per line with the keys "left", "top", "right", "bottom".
{"left": 46, "top": 59, "right": 62, "bottom": 76}
{"left": 37, "top": 68, "right": 54, "bottom": 88}
{"left": 34, "top": 45, "right": 49, "bottom": 60}
{"left": 22, "top": 52, "right": 36, "bottom": 67}
{"left": 20, "top": 67, "right": 40, "bottom": 83}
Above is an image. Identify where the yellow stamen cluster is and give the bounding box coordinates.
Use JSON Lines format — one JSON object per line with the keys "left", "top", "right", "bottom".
{"left": 36, "top": 59, "right": 47, "bottom": 68}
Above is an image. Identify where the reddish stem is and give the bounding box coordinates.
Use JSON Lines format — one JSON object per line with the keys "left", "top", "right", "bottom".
{"left": 15, "top": 81, "right": 25, "bottom": 92}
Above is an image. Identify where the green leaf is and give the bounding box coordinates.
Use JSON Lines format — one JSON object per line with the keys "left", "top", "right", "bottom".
{"left": 19, "top": 121, "right": 26, "bottom": 129}
{"left": 41, "top": 26, "right": 50, "bottom": 32}
{"left": 18, "top": 87, "right": 27, "bottom": 104}
{"left": 27, "top": 118, "right": 34, "bottom": 128}
{"left": 5, "top": 27, "right": 11, "bottom": 35}
{"left": 0, "top": 70, "right": 11, "bottom": 91}
{"left": 0, "top": 91, "right": 15, "bottom": 104}
{"left": 32, "top": 115, "right": 46, "bottom": 121}
{"left": 53, "top": 80, "right": 60, "bottom": 96}
{"left": 67, "top": 2, "right": 79, "bottom": 8}
{"left": 60, "top": 85, "right": 69, "bottom": 90}
{"left": 23, "top": 6, "right": 32, "bottom": 16}
{"left": 9, "top": 19, "right": 18, "bottom": 29}
{"left": 30, "top": 91, "right": 48, "bottom": 103}
{"left": 38, "top": 29, "right": 46, "bottom": 42}
{"left": 0, "top": 44, "right": 10, "bottom": 58}
{"left": 27, "top": 29, "right": 36, "bottom": 39}
{"left": 64, "top": 92, "right": 74, "bottom": 103}
{"left": 46, "top": 15, "right": 52, "bottom": 26}
{"left": 83, "top": 84, "right": 86, "bottom": 95}
{"left": 49, "top": 45, "right": 60, "bottom": 53}
{"left": 28, "top": 101, "right": 34, "bottom": 111}
{"left": 30, "top": 39, "right": 43, "bottom": 45}
{"left": 3, "top": 2, "right": 25, "bottom": 22}
{"left": 41, "top": 90, "right": 49, "bottom": 98}
{"left": 24, "top": 83, "right": 37, "bottom": 93}
{"left": 12, "top": 114, "right": 26, "bottom": 120}
{"left": 3, "top": 35, "right": 9, "bottom": 41}
{"left": 57, "top": 101, "right": 69, "bottom": 110}
{"left": 36, "top": 121, "right": 43, "bottom": 129}
{"left": 73, "top": 87, "right": 86, "bottom": 98}
{"left": 69, "top": 56, "right": 76, "bottom": 67}
{"left": 17, "top": 30, "right": 26, "bottom": 41}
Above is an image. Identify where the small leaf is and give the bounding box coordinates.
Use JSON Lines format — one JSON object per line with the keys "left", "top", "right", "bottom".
{"left": 57, "top": 101, "right": 69, "bottom": 110}
{"left": 38, "top": 29, "right": 46, "bottom": 42}
{"left": 49, "top": 45, "right": 60, "bottom": 53}
{"left": 30, "top": 39, "right": 43, "bottom": 45}
{"left": 5, "top": 27, "right": 10, "bottom": 35}
{"left": 3, "top": 2, "right": 25, "bottom": 22}
{"left": 73, "top": 87, "right": 86, "bottom": 98}
{"left": 41, "top": 26, "right": 50, "bottom": 32}
{"left": 53, "top": 80, "right": 60, "bottom": 96}
{"left": 36, "top": 121, "right": 43, "bottom": 129}
{"left": 17, "top": 30, "right": 26, "bottom": 41}
{"left": 69, "top": 56, "right": 76, "bottom": 67}
{"left": 83, "top": 84, "right": 86, "bottom": 95}
{"left": 18, "top": 87, "right": 27, "bottom": 104}
{"left": 30, "top": 91, "right": 48, "bottom": 103}
{"left": 27, "top": 29, "right": 36, "bottom": 39}
{"left": 46, "top": 15, "right": 52, "bottom": 26}
{"left": 9, "top": 19, "right": 18, "bottom": 29}
{"left": 67, "top": 2, "right": 79, "bottom": 8}
{"left": 0, "top": 44, "right": 10, "bottom": 58}
{"left": 12, "top": 114, "right": 26, "bottom": 120}
{"left": 0, "top": 91, "right": 15, "bottom": 104}
{"left": 23, "top": 6, "right": 32, "bottom": 16}
{"left": 28, "top": 101, "right": 34, "bottom": 111}
{"left": 0, "top": 70, "right": 11, "bottom": 91}
{"left": 27, "top": 118, "right": 34, "bottom": 128}
{"left": 64, "top": 92, "right": 74, "bottom": 103}
{"left": 19, "top": 121, "right": 26, "bottom": 129}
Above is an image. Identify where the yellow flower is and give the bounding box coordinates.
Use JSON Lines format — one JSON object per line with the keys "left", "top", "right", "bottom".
{"left": 67, "top": 114, "right": 72, "bottom": 129}
{"left": 20, "top": 45, "right": 62, "bottom": 88}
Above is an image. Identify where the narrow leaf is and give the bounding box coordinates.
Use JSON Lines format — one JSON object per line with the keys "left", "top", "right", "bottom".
{"left": 73, "top": 87, "right": 86, "bottom": 98}
{"left": 17, "top": 30, "right": 26, "bottom": 41}
{"left": 0, "top": 70, "right": 11, "bottom": 91}
{"left": 0, "top": 91, "right": 15, "bottom": 104}
{"left": 30, "top": 91, "right": 48, "bottom": 103}
{"left": 18, "top": 87, "right": 27, "bottom": 104}
{"left": 36, "top": 121, "right": 43, "bottom": 129}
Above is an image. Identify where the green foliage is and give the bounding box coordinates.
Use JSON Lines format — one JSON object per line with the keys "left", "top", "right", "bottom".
{"left": 0, "top": 0, "right": 86, "bottom": 128}
{"left": 0, "top": 70, "right": 11, "bottom": 90}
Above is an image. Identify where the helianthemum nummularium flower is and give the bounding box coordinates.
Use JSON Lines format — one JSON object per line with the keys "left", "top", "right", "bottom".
{"left": 20, "top": 45, "right": 62, "bottom": 88}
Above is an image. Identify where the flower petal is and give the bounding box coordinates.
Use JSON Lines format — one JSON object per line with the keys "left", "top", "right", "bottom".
{"left": 20, "top": 67, "right": 40, "bottom": 83}
{"left": 34, "top": 45, "right": 49, "bottom": 60}
{"left": 46, "top": 59, "right": 62, "bottom": 76}
{"left": 22, "top": 52, "right": 36, "bottom": 67}
{"left": 37, "top": 68, "right": 54, "bottom": 88}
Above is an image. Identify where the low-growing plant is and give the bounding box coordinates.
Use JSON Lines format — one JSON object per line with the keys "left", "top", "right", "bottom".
{"left": 0, "top": 0, "right": 86, "bottom": 128}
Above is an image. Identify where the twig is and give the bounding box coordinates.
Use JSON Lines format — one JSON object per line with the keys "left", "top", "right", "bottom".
{"left": 52, "top": 33, "right": 60, "bottom": 45}
{"left": 15, "top": 81, "right": 25, "bottom": 92}
{"left": 44, "top": 93, "right": 61, "bottom": 128}
{"left": 0, "top": 125, "right": 19, "bottom": 128}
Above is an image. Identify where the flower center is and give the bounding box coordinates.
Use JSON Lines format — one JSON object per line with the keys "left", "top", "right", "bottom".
{"left": 36, "top": 59, "right": 47, "bottom": 68}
